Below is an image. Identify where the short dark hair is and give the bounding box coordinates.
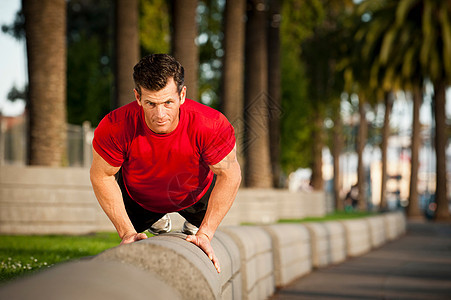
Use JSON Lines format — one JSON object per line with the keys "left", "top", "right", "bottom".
{"left": 133, "top": 54, "right": 185, "bottom": 96}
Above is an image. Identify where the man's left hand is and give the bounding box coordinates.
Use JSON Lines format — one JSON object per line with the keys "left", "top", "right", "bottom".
{"left": 186, "top": 233, "right": 220, "bottom": 273}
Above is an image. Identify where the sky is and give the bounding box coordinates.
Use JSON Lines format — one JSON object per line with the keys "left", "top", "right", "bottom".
{"left": 0, "top": 0, "right": 27, "bottom": 116}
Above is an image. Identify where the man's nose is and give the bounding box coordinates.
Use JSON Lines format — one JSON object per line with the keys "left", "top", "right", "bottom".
{"left": 156, "top": 104, "right": 165, "bottom": 118}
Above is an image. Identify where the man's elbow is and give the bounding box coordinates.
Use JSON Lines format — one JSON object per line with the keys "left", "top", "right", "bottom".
{"left": 90, "top": 165, "right": 101, "bottom": 187}
{"left": 232, "top": 162, "right": 242, "bottom": 188}
{"left": 237, "top": 172, "right": 242, "bottom": 185}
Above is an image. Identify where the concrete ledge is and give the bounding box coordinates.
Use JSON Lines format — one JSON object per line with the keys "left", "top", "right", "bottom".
{"left": 94, "top": 233, "right": 224, "bottom": 300}
{"left": 222, "top": 189, "right": 327, "bottom": 226}
{"left": 214, "top": 230, "right": 243, "bottom": 300}
{"left": 221, "top": 226, "right": 274, "bottom": 300}
{"left": 340, "top": 219, "right": 372, "bottom": 257}
{"left": 262, "top": 224, "right": 312, "bottom": 287}
{"left": 365, "top": 215, "right": 387, "bottom": 248}
{"left": 384, "top": 211, "right": 406, "bottom": 241}
{"left": 323, "top": 221, "right": 347, "bottom": 264}
{"left": 394, "top": 211, "right": 407, "bottom": 236}
{"left": 303, "top": 222, "right": 330, "bottom": 268}
{"left": 0, "top": 260, "right": 182, "bottom": 300}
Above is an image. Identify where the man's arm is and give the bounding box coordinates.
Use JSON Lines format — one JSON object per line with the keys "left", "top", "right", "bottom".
{"left": 186, "top": 145, "right": 241, "bottom": 273}
{"left": 90, "top": 148, "right": 147, "bottom": 244}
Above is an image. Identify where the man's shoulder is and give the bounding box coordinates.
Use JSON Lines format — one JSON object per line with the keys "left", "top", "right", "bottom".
{"left": 95, "top": 101, "right": 140, "bottom": 139}
{"left": 105, "top": 101, "right": 140, "bottom": 125}
{"left": 182, "top": 99, "right": 224, "bottom": 122}
{"left": 181, "top": 99, "right": 234, "bottom": 143}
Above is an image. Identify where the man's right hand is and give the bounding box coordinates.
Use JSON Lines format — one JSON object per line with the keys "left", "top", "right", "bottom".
{"left": 120, "top": 232, "right": 148, "bottom": 245}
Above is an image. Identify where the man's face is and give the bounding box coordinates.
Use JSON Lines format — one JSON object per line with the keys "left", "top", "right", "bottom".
{"left": 135, "top": 78, "right": 186, "bottom": 134}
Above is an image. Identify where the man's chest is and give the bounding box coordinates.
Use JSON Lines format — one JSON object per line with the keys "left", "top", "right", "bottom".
{"left": 125, "top": 132, "right": 202, "bottom": 170}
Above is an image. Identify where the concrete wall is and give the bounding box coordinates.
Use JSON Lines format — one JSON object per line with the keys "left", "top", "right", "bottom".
{"left": 0, "top": 166, "right": 113, "bottom": 235}
{"left": 222, "top": 189, "right": 327, "bottom": 226}
{"left": 262, "top": 224, "right": 312, "bottom": 287}
{"left": 221, "top": 226, "right": 274, "bottom": 300}
{"left": 0, "top": 166, "right": 327, "bottom": 235}
{"left": 366, "top": 215, "right": 387, "bottom": 248}
{"left": 340, "top": 219, "right": 372, "bottom": 257}
{"left": 0, "top": 211, "right": 407, "bottom": 300}
{"left": 323, "top": 221, "right": 347, "bottom": 264}
{"left": 303, "top": 222, "right": 330, "bottom": 268}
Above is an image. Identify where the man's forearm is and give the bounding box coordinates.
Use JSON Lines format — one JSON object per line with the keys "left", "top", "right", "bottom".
{"left": 90, "top": 174, "right": 136, "bottom": 239}
{"left": 197, "top": 164, "right": 241, "bottom": 239}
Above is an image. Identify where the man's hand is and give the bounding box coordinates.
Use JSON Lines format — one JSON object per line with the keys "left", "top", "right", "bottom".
{"left": 120, "top": 232, "right": 148, "bottom": 245}
{"left": 186, "top": 233, "right": 220, "bottom": 273}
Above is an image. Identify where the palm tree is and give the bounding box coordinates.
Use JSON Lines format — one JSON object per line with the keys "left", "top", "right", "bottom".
{"left": 407, "top": 86, "right": 423, "bottom": 218}
{"left": 268, "top": 0, "right": 283, "bottom": 188}
{"left": 369, "top": 0, "right": 424, "bottom": 216}
{"left": 381, "top": 0, "right": 449, "bottom": 219}
{"left": 351, "top": 0, "right": 428, "bottom": 215}
{"left": 356, "top": 93, "right": 368, "bottom": 211}
{"left": 354, "top": 0, "right": 398, "bottom": 211}
{"left": 364, "top": 0, "right": 451, "bottom": 220}
{"left": 433, "top": 80, "right": 449, "bottom": 220}
{"left": 331, "top": 102, "right": 344, "bottom": 210}
{"left": 379, "top": 92, "right": 393, "bottom": 210}
{"left": 222, "top": 0, "right": 246, "bottom": 179}
{"left": 171, "top": 0, "right": 199, "bottom": 100}
{"left": 244, "top": 0, "right": 272, "bottom": 187}
{"left": 419, "top": 1, "right": 451, "bottom": 221}
{"left": 340, "top": 8, "right": 384, "bottom": 212}
{"left": 300, "top": 0, "right": 354, "bottom": 193}
{"left": 374, "top": 0, "right": 451, "bottom": 219}
{"left": 115, "top": 0, "right": 139, "bottom": 107}
{"left": 23, "top": 0, "right": 67, "bottom": 166}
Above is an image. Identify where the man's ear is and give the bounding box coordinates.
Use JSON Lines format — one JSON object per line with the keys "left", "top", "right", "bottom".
{"left": 134, "top": 89, "right": 141, "bottom": 106}
{"left": 180, "top": 86, "right": 186, "bottom": 105}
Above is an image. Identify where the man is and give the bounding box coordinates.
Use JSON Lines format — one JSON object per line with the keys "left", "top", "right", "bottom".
{"left": 90, "top": 54, "right": 241, "bottom": 273}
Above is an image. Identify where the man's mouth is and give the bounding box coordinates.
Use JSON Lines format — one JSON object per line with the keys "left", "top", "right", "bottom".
{"left": 156, "top": 120, "right": 168, "bottom": 126}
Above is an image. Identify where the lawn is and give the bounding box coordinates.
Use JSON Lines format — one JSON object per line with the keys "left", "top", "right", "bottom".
{"left": 277, "top": 210, "right": 375, "bottom": 223}
{"left": 0, "top": 232, "right": 126, "bottom": 283}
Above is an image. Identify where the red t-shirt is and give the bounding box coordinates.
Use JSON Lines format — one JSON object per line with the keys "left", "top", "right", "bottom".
{"left": 93, "top": 99, "right": 236, "bottom": 213}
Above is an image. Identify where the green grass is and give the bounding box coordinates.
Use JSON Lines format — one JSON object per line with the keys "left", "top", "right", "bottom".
{"left": 239, "top": 211, "right": 376, "bottom": 226}
{"left": 0, "top": 232, "right": 123, "bottom": 283}
{"left": 278, "top": 210, "right": 375, "bottom": 223}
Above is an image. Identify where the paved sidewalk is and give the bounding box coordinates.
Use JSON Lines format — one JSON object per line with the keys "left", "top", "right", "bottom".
{"left": 270, "top": 221, "right": 451, "bottom": 300}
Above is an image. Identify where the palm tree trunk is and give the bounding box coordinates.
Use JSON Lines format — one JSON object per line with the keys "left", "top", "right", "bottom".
{"left": 268, "top": 0, "right": 282, "bottom": 188}
{"left": 23, "top": 0, "right": 67, "bottom": 166}
{"left": 407, "top": 85, "right": 423, "bottom": 219}
{"left": 244, "top": 0, "right": 272, "bottom": 188}
{"left": 115, "top": 0, "right": 139, "bottom": 107}
{"left": 172, "top": 0, "right": 199, "bottom": 100}
{"left": 357, "top": 94, "right": 368, "bottom": 211}
{"left": 332, "top": 107, "right": 344, "bottom": 211}
{"left": 380, "top": 92, "right": 393, "bottom": 211}
{"left": 332, "top": 108, "right": 344, "bottom": 210}
{"left": 433, "top": 80, "right": 450, "bottom": 220}
{"left": 222, "top": 0, "right": 246, "bottom": 180}
{"left": 310, "top": 112, "right": 324, "bottom": 190}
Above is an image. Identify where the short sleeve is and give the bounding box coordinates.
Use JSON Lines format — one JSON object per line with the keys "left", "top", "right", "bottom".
{"left": 201, "top": 113, "right": 236, "bottom": 166}
{"left": 92, "top": 115, "right": 126, "bottom": 167}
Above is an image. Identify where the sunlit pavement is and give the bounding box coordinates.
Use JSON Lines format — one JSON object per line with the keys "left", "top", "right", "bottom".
{"left": 270, "top": 220, "right": 451, "bottom": 300}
